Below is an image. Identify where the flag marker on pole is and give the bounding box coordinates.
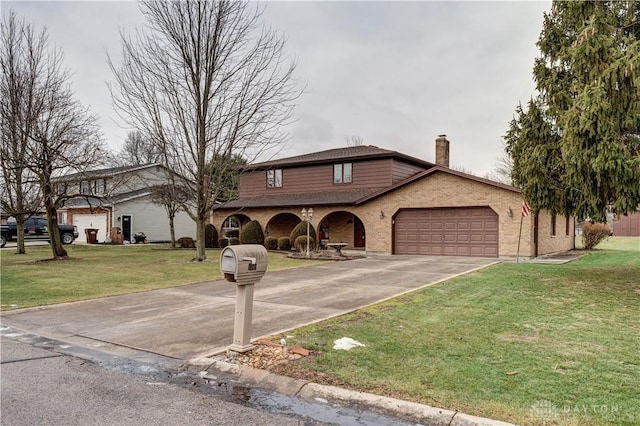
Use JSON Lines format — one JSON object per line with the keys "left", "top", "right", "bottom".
{"left": 516, "top": 200, "right": 530, "bottom": 264}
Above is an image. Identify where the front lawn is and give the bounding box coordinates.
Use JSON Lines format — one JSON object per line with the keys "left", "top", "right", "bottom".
{"left": 270, "top": 237, "right": 640, "bottom": 425}
{"left": 0, "top": 244, "right": 323, "bottom": 310}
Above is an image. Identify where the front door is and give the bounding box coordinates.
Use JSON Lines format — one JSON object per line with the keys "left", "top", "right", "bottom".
{"left": 122, "top": 215, "right": 132, "bottom": 242}
{"left": 354, "top": 217, "right": 365, "bottom": 248}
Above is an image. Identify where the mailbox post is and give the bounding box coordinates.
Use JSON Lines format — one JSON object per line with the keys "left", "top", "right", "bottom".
{"left": 220, "top": 244, "right": 268, "bottom": 353}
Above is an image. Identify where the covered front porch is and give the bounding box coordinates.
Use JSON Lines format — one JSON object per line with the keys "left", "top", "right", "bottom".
{"left": 212, "top": 207, "right": 368, "bottom": 252}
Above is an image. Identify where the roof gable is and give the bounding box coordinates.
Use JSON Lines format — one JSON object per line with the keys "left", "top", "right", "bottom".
{"left": 355, "top": 166, "right": 520, "bottom": 204}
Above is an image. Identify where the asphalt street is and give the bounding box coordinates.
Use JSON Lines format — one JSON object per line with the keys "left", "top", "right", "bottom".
{"left": 0, "top": 335, "right": 308, "bottom": 426}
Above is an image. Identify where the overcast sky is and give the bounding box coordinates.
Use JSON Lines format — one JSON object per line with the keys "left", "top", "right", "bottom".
{"left": 5, "top": 1, "right": 551, "bottom": 176}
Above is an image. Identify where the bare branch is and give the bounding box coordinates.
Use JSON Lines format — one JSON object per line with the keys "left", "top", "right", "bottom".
{"left": 1, "top": 10, "right": 105, "bottom": 258}
{"left": 108, "top": 1, "right": 302, "bottom": 260}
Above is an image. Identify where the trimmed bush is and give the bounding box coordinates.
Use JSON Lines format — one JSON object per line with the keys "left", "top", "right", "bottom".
{"left": 294, "top": 235, "right": 316, "bottom": 253}
{"left": 264, "top": 236, "right": 278, "bottom": 250}
{"left": 204, "top": 224, "right": 218, "bottom": 248}
{"left": 218, "top": 238, "right": 229, "bottom": 248}
{"left": 582, "top": 221, "right": 611, "bottom": 250}
{"left": 289, "top": 221, "right": 316, "bottom": 248}
{"left": 277, "top": 237, "right": 291, "bottom": 251}
{"left": 228, "top": 237, "right": 240, "bottom": 246}
{"left": 225, "top": 229, "right": 239, "bottom": 238}
{"left": 240, "top": 220, "right": 265, "bottom": 245}
{"left": 177, "top": 236, "right": 196, "bottom": 248}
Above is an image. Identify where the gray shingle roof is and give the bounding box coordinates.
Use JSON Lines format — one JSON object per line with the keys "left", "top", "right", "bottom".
{"left": 215, "top": 188, "right": 386, "bottom": 209}
{"left": 245, "top": 145, "right": 433, "bottom": 170}
{"left": 61, "top": 188, "right": 153, "bottom": 208}
{"left": 53, "top": 163, "right": 162, "bottom": 182}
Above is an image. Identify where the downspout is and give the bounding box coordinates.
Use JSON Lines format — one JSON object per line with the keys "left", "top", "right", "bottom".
{"left": 533, "top": 213, "right": 539, "bottom": 257}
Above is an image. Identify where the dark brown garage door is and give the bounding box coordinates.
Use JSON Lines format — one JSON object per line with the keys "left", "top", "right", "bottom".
{"left": 394, "top": 207, "right": 498, "bottom": 257}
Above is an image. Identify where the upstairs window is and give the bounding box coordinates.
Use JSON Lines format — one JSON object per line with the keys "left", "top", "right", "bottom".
{"left": 333, "top": 163, "right": 352, "bottom": 184}
{"left": 80, "top": 180, "right": 91, "bottom": 195}
{"left": 266, "top": 169, "right": 282, "bottom": 188}
{"left": 56, "top": 183, "right": 67, "bottom": 195}
{"left": 94, "top": 179, "right": 106, "bottom": 195}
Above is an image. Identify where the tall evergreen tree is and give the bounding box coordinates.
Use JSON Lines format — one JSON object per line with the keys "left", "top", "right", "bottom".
{"left": 505, "top": 99, "right": 565, "bottom": 214}
{"left": 506, "top": 1, "right": 640, "bottom": 222}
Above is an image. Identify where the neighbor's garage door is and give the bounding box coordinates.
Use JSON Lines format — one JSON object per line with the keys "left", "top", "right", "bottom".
{"left": 394, "top": 207, "right": 498, "bottom": 257}
{"left": 73, "top": 214, "right": 108, "bottom": 243}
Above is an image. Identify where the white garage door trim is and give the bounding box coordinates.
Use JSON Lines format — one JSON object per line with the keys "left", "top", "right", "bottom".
{"left": 73, "top": 213, "right": 108, "bottom": 243}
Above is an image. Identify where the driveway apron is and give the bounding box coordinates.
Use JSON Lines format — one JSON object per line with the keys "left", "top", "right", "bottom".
{"left": 1, "top": 255, "right": 497, "bottom": 360}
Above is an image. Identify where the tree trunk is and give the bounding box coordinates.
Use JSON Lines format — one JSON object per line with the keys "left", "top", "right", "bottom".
{"left": 15, "top": 216, "right": 26, "bottom": 255}
{"left": 169, "top": 214, "right": 176, "bottom": 249}
{"left": 45, "top": 203, "right": 67, "bottom": 258}
{"left": 41, "top": 169, "right": 67, "bottom": 259}
{"left": 195, "top": 217, "right": 206, "bottom": 261}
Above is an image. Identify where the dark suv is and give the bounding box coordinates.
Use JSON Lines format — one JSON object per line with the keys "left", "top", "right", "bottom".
{"left": 0, "top": 217, "right": 79, "bottom": 248}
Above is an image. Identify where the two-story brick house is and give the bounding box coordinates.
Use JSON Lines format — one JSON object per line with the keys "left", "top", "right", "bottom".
{"left": 55, "top": 164, "right": 196, "bottom": 243}
{"left": 213, "top": 136, "right": 575, "bottom": 258}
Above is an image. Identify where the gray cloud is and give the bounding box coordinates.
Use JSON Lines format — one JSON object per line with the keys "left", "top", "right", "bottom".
{"left": 5, "top": 1, "right": 550, "bottom": 175}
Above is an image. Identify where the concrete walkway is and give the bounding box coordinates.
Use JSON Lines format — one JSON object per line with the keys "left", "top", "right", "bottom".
{"left": 1, "top": 255, "right": 497, "bottom": 360}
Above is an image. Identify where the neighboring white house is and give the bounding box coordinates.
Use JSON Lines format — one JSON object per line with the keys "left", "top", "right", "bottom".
{"left": 55, "top": 164, "right": 196, "bottom": 243}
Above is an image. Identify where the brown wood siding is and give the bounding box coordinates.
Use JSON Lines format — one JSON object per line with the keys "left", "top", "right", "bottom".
{"left": 238, "top": 159, "right": 394, "bottom": 198}
{"left": 394, "top": 207, "right": 498, "bottom": 257}
{"left": 391, "top": 159, "right": 426, "bottom": 183}
{"left": 613, "top": 212, "right": 640, "bottom": 237}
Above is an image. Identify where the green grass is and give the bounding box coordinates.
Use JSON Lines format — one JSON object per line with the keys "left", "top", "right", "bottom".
{"left": 0, "top": 244, "right": 323, "bottom": 310}
{"left": 270, "top": 237, "right": 640, "bottom": 425}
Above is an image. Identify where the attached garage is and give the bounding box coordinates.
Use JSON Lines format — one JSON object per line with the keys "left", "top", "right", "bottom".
{"left": 73, "top": 213, "right": 108, "bottom": 243}
{"left": 393, "top": 207, "right": 498, "bottom": 257}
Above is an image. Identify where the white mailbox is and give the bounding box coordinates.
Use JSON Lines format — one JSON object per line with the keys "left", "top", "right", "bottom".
{"left": 220, "top": 244, "right": 268, "bottom": 285}
{"left": 220, "top": 244, "right": 269, "bottom": 353}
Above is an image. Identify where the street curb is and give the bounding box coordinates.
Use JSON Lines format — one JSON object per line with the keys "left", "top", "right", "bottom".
{"left": 193, "top": 358, "right": 515, "bottom": 426}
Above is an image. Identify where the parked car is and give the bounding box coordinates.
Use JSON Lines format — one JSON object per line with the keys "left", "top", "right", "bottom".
{"left": 0, "top": 217, "right": 79, "bottom": 248}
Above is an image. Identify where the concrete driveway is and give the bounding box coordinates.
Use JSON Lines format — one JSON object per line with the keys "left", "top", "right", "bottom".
{"left": 1, "top": 255, "right": 497, "bottom": 360}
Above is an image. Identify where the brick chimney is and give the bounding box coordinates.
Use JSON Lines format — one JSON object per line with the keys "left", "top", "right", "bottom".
{"left": 435, "top": 134, "right": 450, "bottom": 168}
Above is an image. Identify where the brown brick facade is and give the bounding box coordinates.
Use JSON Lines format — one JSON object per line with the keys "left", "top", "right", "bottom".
{"left": 535, "top": 211, "right": 576, "bottom": 255}
{"left": 212, "top": 170, "right": 575, "bottom": 258}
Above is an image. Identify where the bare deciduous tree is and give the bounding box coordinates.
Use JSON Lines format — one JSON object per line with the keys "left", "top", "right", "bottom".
{"left": 150, "top": 182, "right": 191, "bottom": 248}
{"left": 109, "top": 1, "right": 301, "bottom": 260}
{"left": 345, "top": 134, "right": 364, "bottom": 147}
{"left": 116, "top": 130, "right": 161, "bottom": 166}
{"left": 1, "top": 10, "right": 105, "bottom": 259}
{"left": 1, "top": 11, "right": 43, "bottom": 254}
{"left": 487, "top": 150, "right": 514, "bottom": 185}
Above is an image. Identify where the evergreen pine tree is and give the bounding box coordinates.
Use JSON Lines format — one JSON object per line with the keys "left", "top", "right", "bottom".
{"left": 506, "top": 1, "right": 640, "bottom": 221}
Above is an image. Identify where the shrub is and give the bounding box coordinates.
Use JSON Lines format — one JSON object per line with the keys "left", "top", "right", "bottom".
{"left": 294, "top": 235, "right": 316, "bottom": 253}
{"left": 228, "top": 237, "right": 240, "bottom": 246}
{"left": 277, "top": 237, "right": 291, "bottom": 251}
{"left": 240, "top": 220, "right": 264, "bottom": 245}
{"left": 582, "top": 221, "right": 611, "bottom": 250}
{"left": 225, "top": 229, "right": 239, "bottom": 238}
{"left": 218, "top": 238, "right": 228, "bottom": 248}
{"left": 264, "top": 236, "right": 278, "bottom": 250}
{"left": 289, "top": 221, "right": 316, "bottom": 246}
{"left": 177, "top": 236, "right": 196, "bottom": 248}
{"left": 204, "top": 224, "right": 218, "bottom": 248}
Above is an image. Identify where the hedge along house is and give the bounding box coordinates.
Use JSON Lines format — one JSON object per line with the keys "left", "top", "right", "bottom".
{"left": 213, "top": 136, "right": 575, "bottom": 258}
